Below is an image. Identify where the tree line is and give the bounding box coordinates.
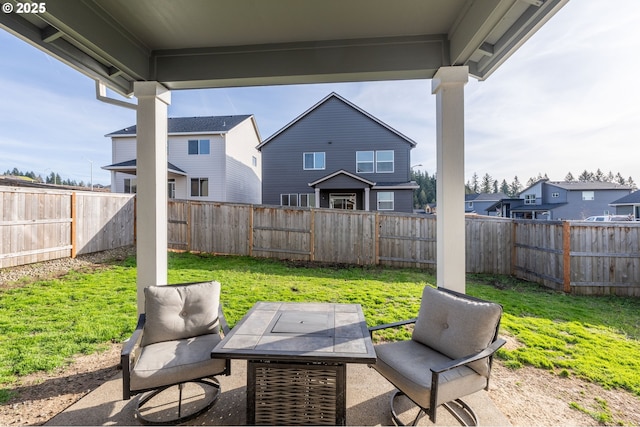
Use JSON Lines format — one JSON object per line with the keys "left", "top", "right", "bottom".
{"left": 412, "top": 169, "right": 637, "bottom": 209}
{"left": 2, "top": 167, "right": 91, "bottom": 188}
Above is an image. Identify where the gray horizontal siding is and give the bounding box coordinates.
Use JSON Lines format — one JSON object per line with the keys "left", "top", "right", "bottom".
{"left": 262, "top": 96, "right": 413, "bottom": 209}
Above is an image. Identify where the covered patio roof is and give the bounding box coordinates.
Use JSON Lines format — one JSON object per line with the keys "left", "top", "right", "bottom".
{"left": 1, "top": 0, "right": 568, "bottom": 310}
{"left": 1, "top": 0, "right": 567, "bottom": 95}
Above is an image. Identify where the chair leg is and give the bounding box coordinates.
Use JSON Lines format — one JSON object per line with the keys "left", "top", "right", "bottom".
{"left": 389, "top": 390, "right": 426, "bottom": 426}
{"left": 389, "top": 390, "right": 478, "bottom": 426}
{"left": 442, "top": 398, "right": 479, "bottom": 427}
{"left": 135, "top": 378, "right": 221, "bottom": 425}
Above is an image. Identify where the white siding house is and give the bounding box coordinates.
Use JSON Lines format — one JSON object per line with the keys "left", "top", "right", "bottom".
{"left": 103, "top": 116, "right": 262, "bottom": 204}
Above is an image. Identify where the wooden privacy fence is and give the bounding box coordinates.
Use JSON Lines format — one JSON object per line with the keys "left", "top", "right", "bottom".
{"left": 168, "top": 201, "right": 512, "bottom": 273}
{"left": 0, "top": 186, "right": 134, "bottom": 268}
{"left": 513, "top": 220, "right": 640, "bottom": 296}
{"left": 3, "top": 190, "right": 640, "bottom": 296}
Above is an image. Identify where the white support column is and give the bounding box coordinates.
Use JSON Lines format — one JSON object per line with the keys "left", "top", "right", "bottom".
{"left": 315, "top": 188, "right": 320, "bottom": 208}
{"left": 432, "top": 66, "right": 468, "bottom": 293}
{"left": 134, "top": 81, "right": 171, "bottom": 314}
{"left": 364, "top": 187, "right": 370, "bottom": 211}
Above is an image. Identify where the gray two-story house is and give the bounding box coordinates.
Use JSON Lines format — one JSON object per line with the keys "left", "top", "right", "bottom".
{"left": 257, "top": 93, "right": 419, "bottom": 213}
{"left": 491, "top": 180, "right": 632, "bottom": 220}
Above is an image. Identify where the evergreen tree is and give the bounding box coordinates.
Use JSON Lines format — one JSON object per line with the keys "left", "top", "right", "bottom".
{"left": 499, "top": 179, "right": 510, "bottom": 195}
{"left": 470, "top": 172, "right": 479, "bottom": 194}
{"left": 480, "top": 173, "right": 493, "bottom": 193}
{"left": 578, "top": 170, "right": 593, "bottom": 182}
{"left": 565, "top": 171, "right": 575, "bottom": 182}
{"left": 509, "top": 176, "right": 522, "bottom": 197}
{"left": 606, "top": 171, "right": 615, "bottom": 182}
{"left": 594, "top": 168, "right": 605, "bottom": 182}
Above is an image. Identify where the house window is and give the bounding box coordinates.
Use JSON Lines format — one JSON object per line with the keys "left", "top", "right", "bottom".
{"left": 552, "top": 192, "right": 559, "bottom": 198}
{"left": 124, "top": 178, "right": 137, "bottom": 194}
{"left": 524, "top": 194, "right": 536, "bottom": 205}
{"left": 281, "top": 194, "right": 299, "bottom": 207}
{"left": 377, "top": 192, "right": 394, "bottom": 210}
{"left": 582, "top": 191, "right": 594, "bottom": 201}
{"left": 303, "top": 152, "right": 325, "bottom": 170}
{"left": 300, "top": 193, "right": 316, "bottom": 207}
{"left": 168, "top": 179, "right": 175, "bottom": 199}
{"left": 252, "top": 156, "right": 257, "bottom": 167}
{"left": 188, "top": 139, "right": 210, "bottom": 155}
{"left": 356, "top": 151, "right": 374, "bottom": 173}
{"left": 190, "top": 178, "right": 208, "bottom": 197}
{"left": 376, "top": 150, "right": 394, "bottom": 173}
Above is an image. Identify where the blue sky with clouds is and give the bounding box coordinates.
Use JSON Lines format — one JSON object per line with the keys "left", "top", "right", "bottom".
{"left": 1, "top": 0, "right": 639, "bottom": 187}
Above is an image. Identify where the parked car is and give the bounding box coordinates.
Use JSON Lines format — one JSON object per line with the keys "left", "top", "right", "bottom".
{"left": 584, "top": 215, "right": 633, "bottom": 222}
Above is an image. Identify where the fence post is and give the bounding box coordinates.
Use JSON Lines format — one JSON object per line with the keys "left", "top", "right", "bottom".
{"left": 310, "top": 209, "right": 315, "bottom": 261}
{"left": 248, "top": 205, "right": 254, "bottom": 257}
{"left": 511, "top": 221, "right": 517, "bottom": 276}
{"left": 563, "top": 221, "right": 571, "bottom": 293}
{"left": 187, "top": 201, "right": 192, "bottom": 252}
{"left": 374, "top": 212, "right": 380, "bottom": 265}
{"left": 70, "top": 192, "right": 77, "bottom": 258}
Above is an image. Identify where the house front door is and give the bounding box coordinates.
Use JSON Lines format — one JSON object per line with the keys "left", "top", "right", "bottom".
{"left": 330, "top": 193, "right": 356, "bottom": 210}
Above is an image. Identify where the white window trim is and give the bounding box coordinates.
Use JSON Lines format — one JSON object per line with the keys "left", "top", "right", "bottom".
{"left": 303, "top": 152, "right": 325, "bottom": 170}
{"left": 524, "top": 194, "right": 536, "bottom": 205}
{"left": 582, "top": 191, "right": 595, "bottom": 201}
{"left": 356, "top": 151, "right": 374, "bottom": 173}
{"left": 375, "top": 150, "right": 394, "bottom": 173}
{"left": 377, "top": 191, "right": 394, "bottom": 211}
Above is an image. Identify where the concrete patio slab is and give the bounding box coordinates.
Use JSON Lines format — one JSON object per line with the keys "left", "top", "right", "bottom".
{"left": 46, "top": 359, "right": 510, "bottom": 426}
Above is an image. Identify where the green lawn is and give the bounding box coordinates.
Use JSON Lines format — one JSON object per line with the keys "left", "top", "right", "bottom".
{"left": 1, "top": 251, "right": 640, "bottom": 407}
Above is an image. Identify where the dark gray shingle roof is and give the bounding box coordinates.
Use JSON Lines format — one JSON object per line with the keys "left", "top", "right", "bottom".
{"left": 107, "top": 115, "right": 252, "bottom": 136}
{"left": 610, "top": 190, "right": 640, "bottom": 205}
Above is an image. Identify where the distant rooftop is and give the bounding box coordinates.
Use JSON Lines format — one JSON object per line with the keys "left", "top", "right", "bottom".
{"left": 106, "top": 115, "right": 252, "bottom": 136}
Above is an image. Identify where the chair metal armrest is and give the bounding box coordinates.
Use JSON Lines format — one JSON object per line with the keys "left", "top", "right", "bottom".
{"left": 430, "top": 338, "right": 506, "bottom": 374}
{"left": 218, "top": 304, "right": 231, "bottom": 336}
{"left": 368, "top": 318, "right": 417, "bottom": 337}
{"left": 121, "top": 314, "right": 145, "bottom": 400}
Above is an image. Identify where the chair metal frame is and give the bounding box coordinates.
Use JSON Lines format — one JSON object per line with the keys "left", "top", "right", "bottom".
{"left": 369, "top": 287, "right": 506, "bottom": 426}
{"left": 121, "top": 293, "right": 231, "bottom": 425}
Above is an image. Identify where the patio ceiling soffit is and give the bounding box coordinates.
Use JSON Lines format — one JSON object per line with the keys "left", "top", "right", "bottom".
{"left": 0, "top": 0, "right": 568, "bottom": 96}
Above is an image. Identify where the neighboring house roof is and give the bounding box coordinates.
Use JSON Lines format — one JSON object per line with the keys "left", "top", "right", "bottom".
{"left": 102, "top": 159, "right": 187, "bottom": 176}
{"left": 465, "top": 192, "right": 509, "bottom": 202}
{"left": 510, "top": 203, "right": 568, "bottom": 212}
{"left": 257, "top": 92, "right": 417, "bottom": 150}
{"left": 106, "top": 115, "right": 254, "bottom": 137}
{"left": 610, "top": 190, "right": 640, "bottom": 206}
{"left": 546, "top": 181, "right": 632, "bottom": 191}
{"left": 519, "top": 179, "right": 631, "bottom": 195}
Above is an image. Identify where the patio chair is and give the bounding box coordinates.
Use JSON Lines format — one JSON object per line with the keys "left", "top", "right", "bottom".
{"left": 369, "top": 286, "right": 505, "bottom": 426}
{"left": 121, "top": 280, "right": 231, "bottom": 425}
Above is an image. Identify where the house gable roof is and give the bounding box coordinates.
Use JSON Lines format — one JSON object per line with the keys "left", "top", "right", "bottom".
{"left": 257, "top": 92, "right": 417, "bottom": 150}
{"left": 610, "top": 190, "right": 640, "bottom": 206}
{"left": 106, "top": 115, "right": 253, "bottom": 137}
{"left": 308, "top": 169, "right": 375, "bottom": 188}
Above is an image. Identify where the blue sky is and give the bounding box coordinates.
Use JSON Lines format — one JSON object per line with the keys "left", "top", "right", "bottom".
{"left": 1, "top": 0, "right": 639, "bottom": 187}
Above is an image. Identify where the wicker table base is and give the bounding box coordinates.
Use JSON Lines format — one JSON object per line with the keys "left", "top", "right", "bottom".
{"left": 247, "top": 360, "right": 346, "bottom": 426}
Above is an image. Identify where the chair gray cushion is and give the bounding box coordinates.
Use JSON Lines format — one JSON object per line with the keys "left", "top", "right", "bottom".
{"left": 131, "top": 333, "right": 226, "bottom": 392}
{"left": 411, "top": 286, "right": 502, "bottom": 376}
{"left": 141, "top": 281, "right": 221, "bottom": 347}
{"left": 373, "top": 340, "right": 488, "bottom": 408}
